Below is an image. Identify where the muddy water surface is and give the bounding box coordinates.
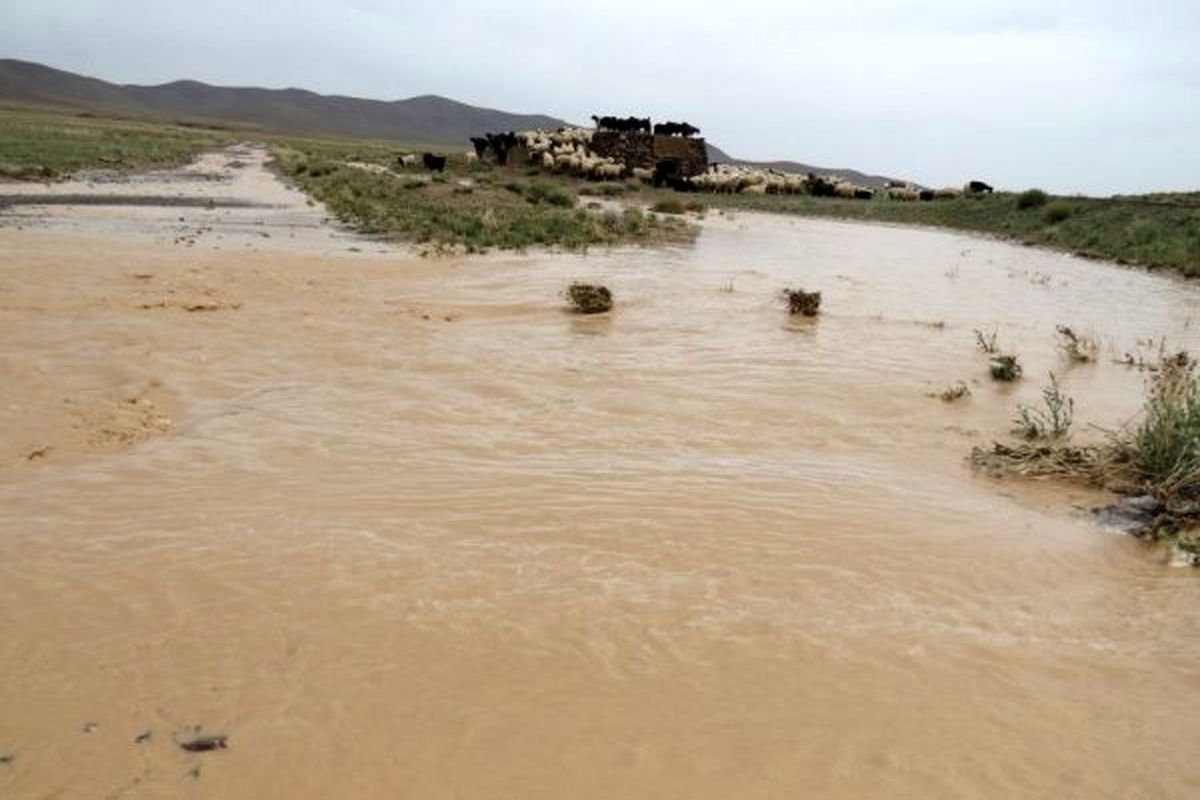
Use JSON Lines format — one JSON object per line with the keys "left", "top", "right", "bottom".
{"left": 1, "top": 156, "right": 1199, "bottom": 799}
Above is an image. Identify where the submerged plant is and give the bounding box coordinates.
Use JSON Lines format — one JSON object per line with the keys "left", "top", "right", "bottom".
{"left": 1014, "top": 372, "right": 1074, "bottom": 439}
{"left": 1056, "top": 325, "right": 1099, "bottom": 363}
{"left": 989, "top": 354, "right": 1023, "bottom": 382}
{"left": 937, "top": 381, "right": 971, "bottom": 402}
{"left": 782, "top": 288, "right": 822, "bottom": 316}
{"left": 974, "top": 327, "right": 999, "bottom": 354}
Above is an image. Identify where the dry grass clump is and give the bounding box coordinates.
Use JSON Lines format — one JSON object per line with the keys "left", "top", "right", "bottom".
{"left": 971, "top": 441, "right": 1111, "bottom": 481}
{"left": 782, "top": 288, "right": 822, "bottom": 316}
{"left": 565, "top": 282, "right": 612, "bottom": 314}
{"left": 1056, "top": 325, "right": 1098, "bottom": 363}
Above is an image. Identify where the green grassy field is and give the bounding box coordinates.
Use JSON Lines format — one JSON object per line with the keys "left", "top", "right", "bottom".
{"left": 0, "top": 108, "right": 234, "bottom": 178}
{"left": 269, "top": 143, "right": 692, "bottom": 253}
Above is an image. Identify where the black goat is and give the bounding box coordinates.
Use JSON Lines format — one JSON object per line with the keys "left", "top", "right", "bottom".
{"left": 967, "top": 180, "right": 994, "bottom": 194}
{"left": 591, "top": 114, "right": 651, "bottom": 134}
{"left": 422, "top": 153, "right": 446, "bottom": 172}
{"left": 654, "top": 121, "right": 701, "bottom": 137}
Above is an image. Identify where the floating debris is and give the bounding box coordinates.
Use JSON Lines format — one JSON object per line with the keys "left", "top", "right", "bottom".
{"left": 82, "top": 722, "right": 98, "bottom": 734}
{"left": 134, "top": 730, "right": 153, "bottom": 744}
{"left": 179, "top": 734, "right": 227, "bottom": 753}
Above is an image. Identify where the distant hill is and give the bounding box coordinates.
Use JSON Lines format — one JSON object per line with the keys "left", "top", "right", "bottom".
{"left": 0, "top": 59, "right": 905, "bottom": 184}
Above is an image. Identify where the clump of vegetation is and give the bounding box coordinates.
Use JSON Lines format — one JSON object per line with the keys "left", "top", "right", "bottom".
{"left": 936, "top": 381, "right": 971, "bottom": 402}
{"left": 974, "top": 327, "right": 999, "bottom": 354}
{"left": 1043, "top": 200, "right": 1073, "bottom": 225}
{"left": 1016, "top": 188, "right": 1049, "bottom": 209}
{"left": 503, "top": 180, "right": 575, "bottom": 207}
{"left": 1014, "top": 373, "right": 1074, "bottom": 439}
{"left": 782, "top": 288, "right": 822, "bottom": 316}
{"left": 651, "top": 197, "right": 706, "bottom": 215}
{"left": 1129, "top": 352, "right": 1200, "bottom": 494}
{"left": 972, "top": 350, "right": 1200, "bottom": 562}
{"left": 565, "top": 283, "right": 613, "bottom": 314}
{"left": 1056, "top": 325, "right": 1098, "bottom": 363}
{"left": 989, "top": 354, "right": 1023, "bottom": 381}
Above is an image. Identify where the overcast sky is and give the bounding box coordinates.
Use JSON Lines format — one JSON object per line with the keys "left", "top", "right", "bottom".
{"left": 3, "top": 0, "right": 1198, "bottom": 194}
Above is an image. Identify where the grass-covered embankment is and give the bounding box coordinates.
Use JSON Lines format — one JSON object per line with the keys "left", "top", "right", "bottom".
{"left": 270, "top": 144, "right": 692, "bottom": 253}
{"left": 698, "top": 189, "right": 1200, "bottom": 276}
{"left": 0, "top": 108, "right": 233, "bottom": 179}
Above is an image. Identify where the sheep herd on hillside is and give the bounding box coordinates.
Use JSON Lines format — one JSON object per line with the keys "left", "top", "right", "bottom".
{"left": 394, "top": 120, "right": 989, "bottom": 201}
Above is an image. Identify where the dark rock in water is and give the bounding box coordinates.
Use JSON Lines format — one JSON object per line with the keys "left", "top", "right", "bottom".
{"left": 179, "top": 734, "right": 228, "bottom": 753}
{"left": 134, "top": 730, "right": 152, "bottom": 744}
{"left": 1095, "top": 495, "right": 1164, "bottom": 534}
{"left": 566, "top": 283, "right": 613, "bottom": 315}
{"left": 782, "top": 288, "right": 821, "bottom": 316}
{"left": 0, "top": 753, "right": 14, "bottom": 765}
{"left": 82, "top": 722, "right": 98, "bottom": 734}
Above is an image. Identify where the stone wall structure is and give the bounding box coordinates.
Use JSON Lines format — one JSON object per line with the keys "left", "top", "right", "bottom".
{"left": 589, "top": 132, "right": 708, "bottom": 178}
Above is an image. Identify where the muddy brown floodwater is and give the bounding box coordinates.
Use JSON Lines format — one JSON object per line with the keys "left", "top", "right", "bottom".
{"left": 1, "top": 148, "right": 1198, "bottom": 799}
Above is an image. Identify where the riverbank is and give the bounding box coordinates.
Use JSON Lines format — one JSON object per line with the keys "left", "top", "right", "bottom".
{"left": 689, "top": 189, "right": 1200, "bottom": 277}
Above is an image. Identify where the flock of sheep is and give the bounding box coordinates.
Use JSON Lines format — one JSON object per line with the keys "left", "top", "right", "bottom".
{"left": 398, "top": 123, "right": 987, "bottom": 201}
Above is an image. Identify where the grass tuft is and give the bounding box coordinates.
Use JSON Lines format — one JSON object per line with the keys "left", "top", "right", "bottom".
{"left": 1014, "top": 373, "right": 1074, "bottom": 439}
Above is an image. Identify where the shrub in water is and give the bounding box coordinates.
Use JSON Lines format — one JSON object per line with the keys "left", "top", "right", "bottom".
{"left": 782, "top": 288, "right": 822, "bottom": 316}
{"left": 990, "top": 354, "right": 1023, "bottom": 381}
{"left": 566, "top": 283, "right": 612, "bottom": 314}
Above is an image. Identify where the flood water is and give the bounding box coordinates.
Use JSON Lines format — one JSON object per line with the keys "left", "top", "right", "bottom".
{"left": 2, "top": 157, "right": 1199, "bottom": 799}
